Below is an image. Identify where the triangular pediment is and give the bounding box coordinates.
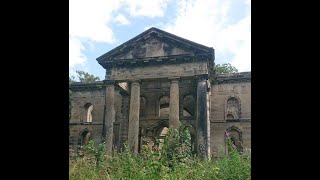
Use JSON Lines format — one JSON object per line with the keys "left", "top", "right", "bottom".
{"left": 114, "top": 36, "right": 195, "bottom": 59}
{"left": 97, "top": 27, "right": 214, "bottom": 63}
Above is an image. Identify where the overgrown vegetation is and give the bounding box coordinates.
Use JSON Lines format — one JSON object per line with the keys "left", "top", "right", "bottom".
{"left": 70, "top": 70, "right": 101, "bottom": 83}
{"left": 69, "top": 127, "right": 250, "bottom": 180}
{"left": 214, "top": 63, "right": 239, "bottom": 74}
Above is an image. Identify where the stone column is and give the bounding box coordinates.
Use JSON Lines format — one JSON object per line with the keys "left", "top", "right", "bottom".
{"left": 169, "top": 77, "right": 180, "bottom": 128}
{"left": 104, "top": 80, "right": 115, "bottom": 155}
{"left": 196, "top": 75, "right": 210, "bottom": 158}
{"left": 127, "top": 79, "right": 141, "bottom": 154}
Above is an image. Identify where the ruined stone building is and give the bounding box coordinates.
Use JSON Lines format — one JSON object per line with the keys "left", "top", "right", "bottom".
{"left": 69, "top": 27, "right": 251, "bottom": 157}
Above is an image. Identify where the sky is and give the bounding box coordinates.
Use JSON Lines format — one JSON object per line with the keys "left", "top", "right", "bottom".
{"left": 69, "top": 0, "right": 251, "bottom": 80}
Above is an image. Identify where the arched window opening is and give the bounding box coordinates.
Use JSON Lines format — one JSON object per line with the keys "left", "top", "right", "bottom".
{"left": 159, "top": 96, "right": 170, "bottom": 117}
{"left": 79, "top": 130, "right": 91, "bottom": 146}
{"left": 225, "top": 127, "right": 243, "bottom": 154}
{"left": 183, "top": 108, "right": 192, "bottom": 116}
{"left": 84, "top": 103, "right": 93, "bottom": 123}
{"left": 226, "top": 97, "right": 240, "bottom": 120}
{"left": 183, "top": 95, "right": 195, "bottom": 116}
{"left": 140, "top": 97, "right": 146, "bottom": 117}
{"left": 230, "top": 137, "right": 236, "bottom": 145}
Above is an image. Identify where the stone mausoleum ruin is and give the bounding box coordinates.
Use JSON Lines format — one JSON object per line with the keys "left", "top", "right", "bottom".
{"left": 69, "top": 27, "right": 251, "bottom": 157}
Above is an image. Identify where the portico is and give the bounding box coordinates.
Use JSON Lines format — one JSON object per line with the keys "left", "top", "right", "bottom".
{"left": 97, "top": 27, "right": 214, "bottom": 157}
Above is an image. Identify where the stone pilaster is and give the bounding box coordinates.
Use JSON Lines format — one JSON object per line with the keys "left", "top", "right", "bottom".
{"left": 104, "top": 80, "right": 115, "bottom": 155}
{"left": 169, "top": 77, "right": 180, "bottom": 128}
{"left": 196, "top": 75, "right": 210, "bottom": 159}
{"left": 127, "top": 79, "right": 141, "bottom": 154}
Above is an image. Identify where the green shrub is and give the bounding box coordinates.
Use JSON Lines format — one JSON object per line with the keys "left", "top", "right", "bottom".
{"left": 69, "top": 128, "right": 251, "bottom": 180}
{"left": 160, "top": 126, "right": 192, "bottom": 168}
{"left": 214, "top": 139, "right": 251, "bottom": 180}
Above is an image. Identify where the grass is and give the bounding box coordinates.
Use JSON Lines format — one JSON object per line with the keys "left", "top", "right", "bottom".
{"left": 69, "top": 127, "right": 251, "bottom": 180}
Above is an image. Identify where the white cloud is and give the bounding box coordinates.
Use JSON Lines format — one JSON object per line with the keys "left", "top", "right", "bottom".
{"left": 164, "top": 0, "right": 251, "bottom": 72}
{"left": 124, "top": 0, "right": 171, "bottom": 17}
{"left": 69, "top": 0, "right": 249, "bottom": 72}
{"left": 69, "top": 0, "right": 171, "bottom": 43}
{"left": 220, "top": 15, "right": 251, "bottom": 72}
{"left": 69, "top": 0, "right": 171, "bottom": 69}
{"left": 114, "top": 14, "right": 130, "bottom": 25}
{"left": 69, "top": 36, "right": 87, "bottom": 67}
{"left": 69, "top": 0, "right": 120, "bottom": 70}
{"left": 69, "top": 0, "right": 121, "bottom": 43}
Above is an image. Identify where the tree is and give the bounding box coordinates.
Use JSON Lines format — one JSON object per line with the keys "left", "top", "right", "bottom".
{"left": 214, "top": 63, "right": 238, "bottom": 74}
{"left": 75, "top": 70, "right": 101, "bottom": 83}
{"left": 69, "top": 76, "right": 75, "bottom": 83}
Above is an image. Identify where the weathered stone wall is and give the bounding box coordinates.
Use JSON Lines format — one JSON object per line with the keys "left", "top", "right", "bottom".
{"left": 209, "top": 75, "right": 251, "bottom": 156}
{"left": 69, "top": 74, "right": 251, "bottom": 156}
{"left": 69, "top": 86, "right": 124, "bottom": 149}
{"left": 69, "top": 124, "right": 104, "bottom": 147}
{"left": 70, "top": 88, "right": 106, "bottom": 123}
{"left": 210, "top": 122, "right": 251, "bottom": 156}
{"left": 210, "top": 81, "right": 251, "bottom": 121}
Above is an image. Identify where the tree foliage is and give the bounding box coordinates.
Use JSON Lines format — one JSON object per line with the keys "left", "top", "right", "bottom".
{"left": 73, "top": 70, "right": 101, "bottom": 83}
{"left": 214, "top": 63, "right": 238, "bottom": 74}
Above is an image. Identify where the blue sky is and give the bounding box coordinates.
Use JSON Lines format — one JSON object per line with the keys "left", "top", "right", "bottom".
{"left": 69, "top": 0, "right": 251, "bottom": 80}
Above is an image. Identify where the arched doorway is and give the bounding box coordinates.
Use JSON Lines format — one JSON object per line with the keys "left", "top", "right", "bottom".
{"left": 79, "top": 129, "right": 91, "bottom": 146}
{"left": 225, "top": 126, "right": 243, "bottom": 154}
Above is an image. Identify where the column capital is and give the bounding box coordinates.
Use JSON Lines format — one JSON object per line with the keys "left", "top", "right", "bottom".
{"left": 168, "top": 77, "right": 180, "bottom": 83}
{"left": 103, "top": 80, "right": 115, "bottom": 85}
{"left": 131, "top": 79, "right": 141, "bottom": 85}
